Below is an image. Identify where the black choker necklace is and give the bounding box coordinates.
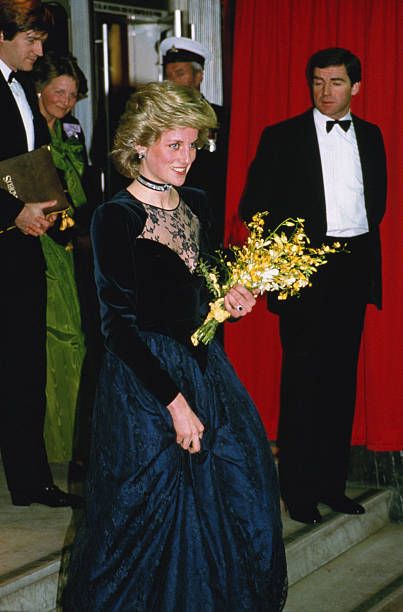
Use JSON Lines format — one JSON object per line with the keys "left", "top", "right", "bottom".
{"left": 137, "top": 175, "right": 172, "bottom": 192}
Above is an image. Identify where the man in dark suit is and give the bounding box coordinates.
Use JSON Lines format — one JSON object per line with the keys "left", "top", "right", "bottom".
{"left": 160, "top": 36, "right": 229, "bottom": 249}
{"left": 0, "top": 0, "right": 81, "bottom": 507}
{"left": 240, "top": 48, "right": 387, "bottom": 525}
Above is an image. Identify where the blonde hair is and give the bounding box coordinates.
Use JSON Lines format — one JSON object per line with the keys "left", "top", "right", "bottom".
{"left": 112, "top": 81, "right": 217, "bottom": 178}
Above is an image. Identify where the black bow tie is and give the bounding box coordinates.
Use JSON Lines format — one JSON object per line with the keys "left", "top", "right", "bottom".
{"left": 8, "top": 71, "right": 17, "bottom": 84}
{"left": 326, "top": 119, "right": 351, "bottom": 133}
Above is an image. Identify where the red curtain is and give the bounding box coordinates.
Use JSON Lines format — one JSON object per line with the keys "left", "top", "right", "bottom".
{"left": 224, "top": 0, "right": 403, "bottom": 451}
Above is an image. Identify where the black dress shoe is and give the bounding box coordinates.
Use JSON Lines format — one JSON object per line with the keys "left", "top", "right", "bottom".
{"left": 11, "top": 485, "right": 84, "bottom": 508}
{"left": 287, "top": 505, "right": 322, "bottom": 525}
{"left": 320, "top": 495, "right": 365, "bottom": 515}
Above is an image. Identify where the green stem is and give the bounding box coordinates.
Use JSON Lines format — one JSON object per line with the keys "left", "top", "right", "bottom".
{"left": 260, "top": 217, "right": 303, "bottom": 247}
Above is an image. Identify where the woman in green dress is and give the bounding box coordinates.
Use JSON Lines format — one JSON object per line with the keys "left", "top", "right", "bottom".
{"left": 33, "top": 52, "right": 91, "bottom": 465}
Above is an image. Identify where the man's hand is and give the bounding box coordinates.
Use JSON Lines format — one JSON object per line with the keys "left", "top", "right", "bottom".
{"left": 15, "top": 201, "right": 58, "bottom": 236}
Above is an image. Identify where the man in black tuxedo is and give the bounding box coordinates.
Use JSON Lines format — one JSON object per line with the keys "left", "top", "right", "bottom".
{"left": 160, "top": 36, "right": 229, "bottom": 249}
{"left": 0, "top": 0, "right": 81, "bottom": 507}
{"left": 240, "top": 48, "right": 386, "bottom": 525}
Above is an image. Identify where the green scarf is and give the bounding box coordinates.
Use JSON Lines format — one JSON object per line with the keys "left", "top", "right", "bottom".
{"left": 50, "top": 119, "right": 87, "bottom": 208}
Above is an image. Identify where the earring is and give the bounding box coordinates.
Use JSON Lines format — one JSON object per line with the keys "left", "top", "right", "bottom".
{"left": 138, "top": 152, "right": 145, "bottom": 160}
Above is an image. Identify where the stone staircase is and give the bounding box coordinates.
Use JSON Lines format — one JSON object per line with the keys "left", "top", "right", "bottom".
{"left": 0, "top": 555, "right": 62, "bottom": 612}
{"left": 283, "top": 489, "right": 403, "bottom": 611}
{"left": 0, "top": 486, "right": 402, "bottom": 611}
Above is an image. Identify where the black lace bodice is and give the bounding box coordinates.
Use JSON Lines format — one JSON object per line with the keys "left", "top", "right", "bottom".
{"left": 139, "top": 199, "right": 200, "bottom": 273}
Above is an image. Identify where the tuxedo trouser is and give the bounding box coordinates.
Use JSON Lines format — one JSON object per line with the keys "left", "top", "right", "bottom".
{"left": 277, "top": 233, "right": 371, "bottom": 508}
{"left": 0, "top": 263, "right": 52, "bottom": 492}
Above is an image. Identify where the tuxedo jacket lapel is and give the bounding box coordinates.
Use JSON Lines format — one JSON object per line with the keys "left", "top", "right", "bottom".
{"left": 352, "top": 114, "right": 384, "bottom": 228}
{"left": 0, "top": 73, "right": 29, "bottom": 158}
{"left": 295, "top": 110, "right": 328, "bottom": 237}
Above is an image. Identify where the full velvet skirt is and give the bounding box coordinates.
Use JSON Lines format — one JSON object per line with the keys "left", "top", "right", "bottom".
{"left": 63, "top": 334, "right": 287, "bottom": 611}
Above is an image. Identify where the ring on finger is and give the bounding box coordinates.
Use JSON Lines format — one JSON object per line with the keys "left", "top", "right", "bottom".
{"left": 236, "top": 304, "right": 243, "bottom": 312}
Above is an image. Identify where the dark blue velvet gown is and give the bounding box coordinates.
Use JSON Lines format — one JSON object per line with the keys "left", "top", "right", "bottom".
{"left": 63, "top": 188, "right": 287, "bottom": 611}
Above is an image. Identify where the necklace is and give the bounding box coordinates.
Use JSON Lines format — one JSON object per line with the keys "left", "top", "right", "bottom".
{"left": 136, "top": 174, "right": 172, "bottom": 192}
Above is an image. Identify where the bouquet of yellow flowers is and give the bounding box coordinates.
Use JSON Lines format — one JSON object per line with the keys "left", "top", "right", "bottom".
{"left": 191, "top": 212, "right": 341, "bottom": 346}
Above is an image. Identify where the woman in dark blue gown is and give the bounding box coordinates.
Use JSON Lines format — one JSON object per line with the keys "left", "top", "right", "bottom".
{"left": 63, "top": 81, "right": 287, "bottom": 611}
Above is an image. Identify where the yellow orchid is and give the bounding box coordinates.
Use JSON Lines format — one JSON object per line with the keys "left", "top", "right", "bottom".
{"left": 191, "top": 212, "right": 343, "bottom": 346}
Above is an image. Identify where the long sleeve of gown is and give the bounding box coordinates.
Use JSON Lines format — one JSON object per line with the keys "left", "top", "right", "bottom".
{"left": 91, "top": 200, "right": 180, "bottom": 406}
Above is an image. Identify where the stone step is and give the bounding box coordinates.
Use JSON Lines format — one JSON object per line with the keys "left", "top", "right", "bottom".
{"left": 0, "top": 462, "right": 74, "bottom": 611}
{"left": 284, "top": 522, "right": 403, "bottom": 612}
{"left": 283, "top": 489, "right": 393, "bottom": 587}
{"left": 0, "top": 487, "right": 393, "bottom": 610}
{"left": 0, "top": 554, "right": 60, "bottom": 611}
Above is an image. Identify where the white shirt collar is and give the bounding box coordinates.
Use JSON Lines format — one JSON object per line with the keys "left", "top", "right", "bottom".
{"left": 313, "top": 107, "right": 352, "bottom": 132}
{"left": 0, "top": 58, "right": 14, "bottom": 83}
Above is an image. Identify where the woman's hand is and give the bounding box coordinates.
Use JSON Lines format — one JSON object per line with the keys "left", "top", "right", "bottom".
{"left": 167, "top": 393, "right": 204, "bottom": 454}
{"left": 224, "top": 284, "right": 257, "bottom": 319}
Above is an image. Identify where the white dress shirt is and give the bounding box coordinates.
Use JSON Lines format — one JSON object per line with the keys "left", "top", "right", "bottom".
{"left": 314, "top": 107, "right": 368, "bottom": 237}
{"left": 0, "top": 58, "right": 35, "bottom": 152}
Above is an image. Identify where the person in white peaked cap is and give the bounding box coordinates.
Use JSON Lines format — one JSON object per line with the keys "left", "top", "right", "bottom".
{"left": 160, "top": 36, "right": 211, "bottom": 90}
